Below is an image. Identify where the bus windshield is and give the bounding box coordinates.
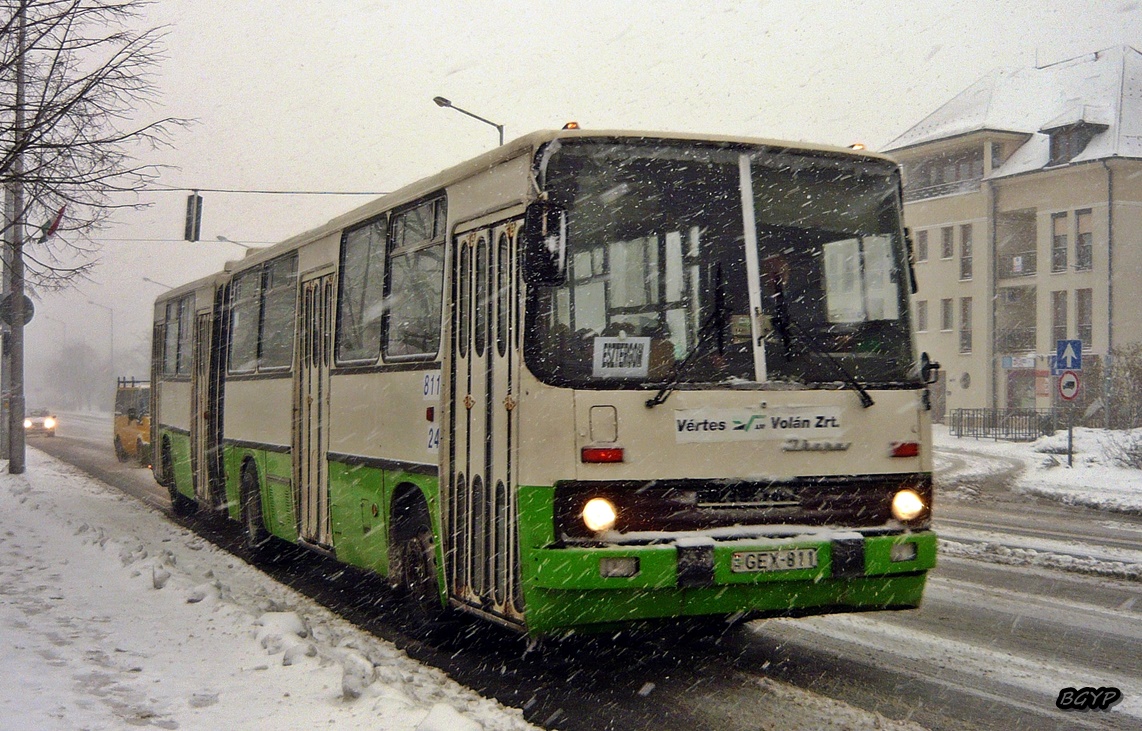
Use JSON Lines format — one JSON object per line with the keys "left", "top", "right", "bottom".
{"left": 526, "top": 139, "right": 916, "bottom": 389}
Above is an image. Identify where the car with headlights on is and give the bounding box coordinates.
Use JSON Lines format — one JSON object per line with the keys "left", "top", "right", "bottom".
{"left": 25, "top": 409, "right": 57, "bottom": 437}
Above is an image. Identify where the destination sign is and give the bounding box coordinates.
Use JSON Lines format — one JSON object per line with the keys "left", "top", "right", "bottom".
{"left": 592, "top": 337, "right": 651, "bottom": 378}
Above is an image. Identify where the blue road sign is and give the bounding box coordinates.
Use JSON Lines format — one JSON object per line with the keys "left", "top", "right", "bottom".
{"left": 1056, "top": 339, "right": 1082, "bottom": 371}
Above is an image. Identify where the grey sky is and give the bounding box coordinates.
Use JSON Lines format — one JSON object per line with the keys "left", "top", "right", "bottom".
{"left": 26, "top": 0, "right": 1142, "bottom": 402}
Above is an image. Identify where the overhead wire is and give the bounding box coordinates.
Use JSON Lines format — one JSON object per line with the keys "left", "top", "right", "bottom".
{"left": 140, "top": 186, "right": 389, "bottom": 196}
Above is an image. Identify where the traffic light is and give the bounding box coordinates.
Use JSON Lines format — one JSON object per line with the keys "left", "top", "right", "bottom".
{"left": 184, "top": 192, "right": 203, "bottom": 241}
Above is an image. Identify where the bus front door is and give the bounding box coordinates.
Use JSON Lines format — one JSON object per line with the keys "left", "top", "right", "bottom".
{"left": 190, "top": 312, "right": 213, "bottom": 505}
{"left": 448, "top": 220, "right": 523, "bottom": 622}
{"left": 295, "top": 272, "right": 334, "bottom": 550}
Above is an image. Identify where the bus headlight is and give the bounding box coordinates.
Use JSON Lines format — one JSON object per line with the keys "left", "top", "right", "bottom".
{"left": 44, "top": 417, "right": 56, "bottom": 429}
{"left": 891, "top": 489, "right": 926, "bottom": 522}
{"left": 582, "top": 497, "right": 617, "bottom": 533}
{"left": 23, "top": 419, "right": 31, "bottom": 429}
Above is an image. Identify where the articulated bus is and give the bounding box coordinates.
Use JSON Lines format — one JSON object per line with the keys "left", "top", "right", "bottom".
{"left": 151, "top": 129, "right": 938, "bottom": 636}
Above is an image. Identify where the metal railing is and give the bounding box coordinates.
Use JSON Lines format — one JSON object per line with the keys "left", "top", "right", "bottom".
{"left": 949, "top": 408, "right": 1059, "bottom": 441}
{"left": 995, "top": 327, "right": 1036, "bottom": 353}
{"left": 998, "top": 251, "right": 1037, "bottom": 278}
{"left": 903, "top": 179, "right": 982, "bottom": 202}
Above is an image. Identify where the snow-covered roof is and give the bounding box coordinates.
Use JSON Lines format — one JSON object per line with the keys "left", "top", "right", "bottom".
{"left": 885, "top": 46, "right": 1142, "bottom": 177}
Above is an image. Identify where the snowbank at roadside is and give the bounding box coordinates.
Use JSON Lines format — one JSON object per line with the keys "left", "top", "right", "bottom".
{"left": 935, "top": 424, "right": 1142, "bottom": 513}
{"left": 0, "top": 449, "right": 537, "bottom": 731}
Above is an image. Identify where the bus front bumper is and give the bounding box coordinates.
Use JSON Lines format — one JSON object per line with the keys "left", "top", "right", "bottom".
{"left": 522, "top": 530, "right": 936, "bottom": 635}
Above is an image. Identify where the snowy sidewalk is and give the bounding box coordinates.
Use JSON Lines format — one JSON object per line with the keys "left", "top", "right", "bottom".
{"left": 935, "top": 424, "right": 1142, "bottom": 513}
{"left": 0, "top": 449, "right": 537, "bottom": 731}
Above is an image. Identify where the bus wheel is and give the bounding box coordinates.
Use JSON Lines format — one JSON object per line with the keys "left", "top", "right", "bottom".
{"left": 393, "top": 499, "right": 445, "bottom": 631}
{"left": 164, "top": 440, "right": 196, "bottom": 517}
{"left": 240, "top": 463, "right": 280, "bottom": 562}
{"left": 114, "top": 437, "right": 129, "bottom": 462}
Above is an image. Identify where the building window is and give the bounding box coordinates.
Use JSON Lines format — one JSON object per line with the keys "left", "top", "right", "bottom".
{"left": 1051, "top": 212, "right": 1068, "bottom": 272}
{"left": 940, "top": 298, "right": 953, "bottom": 331}
{"left": 1076, "top": 209, "right": 1093, "bottom": 271}
{"left": 1048, "top": 124, "right": 1101, "bottom": 166}
{"left": 1051, "top": 290, "right": 1067, "bottom": 345}
{"left": 916, "top": 300, "right": 928, "bottom": 332}
{"left": 990, "top": 142, "right": 1006, "bottom": 168}
{"left": 916, "top": 230, "right": 928, "bottom": 262}
{"left": 941, "top": 227, "right": 954, "bottom": 259}
{"left": 904, "top": 148, "right": 983, "bottom": 200}
{"left": 998, "top": 209, "right": 1037, "bottom": 278}
{"left": 959, "top": 224, "right": 973, "bottom": 280}
{"left": 1077, "top": 288, "right": 1093, "bottom": 348}
{"left": 959, "top": 297, "right": 972, "bottom": 353}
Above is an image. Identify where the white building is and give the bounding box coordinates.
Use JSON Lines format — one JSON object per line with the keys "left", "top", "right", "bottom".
{"left": 885, "top": 46, "right": 1142, "bottom": 418}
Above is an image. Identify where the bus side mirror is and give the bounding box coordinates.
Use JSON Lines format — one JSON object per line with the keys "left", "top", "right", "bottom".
{"left": 521, "top": 201, "right": 567, "bottom": 286}
{"left": 904, "top": 227, "right": 918, "bottom": 295}
{"left": 920, "top": 352, "right": 940, "bottom": 385}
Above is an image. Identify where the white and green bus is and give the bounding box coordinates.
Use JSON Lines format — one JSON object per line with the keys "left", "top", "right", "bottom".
{"left": 152, "top": 129, "right": 938, "bottom": 636}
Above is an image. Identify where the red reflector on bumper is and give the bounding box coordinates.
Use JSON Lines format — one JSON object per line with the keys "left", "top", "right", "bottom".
{"left": 890, "top": 441, "right": 920, "bottom": 458}
{"left": 581, "top": 447, "right": 624, "bottom": 463}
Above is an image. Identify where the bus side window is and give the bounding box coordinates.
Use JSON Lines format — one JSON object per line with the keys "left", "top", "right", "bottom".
{"left": 383, "top": 197, "right": 446, "bottom": 359}
{"left": 336, "top": 217, "right": 387, "bottom": 364}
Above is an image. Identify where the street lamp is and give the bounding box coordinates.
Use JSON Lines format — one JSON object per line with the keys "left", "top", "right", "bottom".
{"left": 216, "top": 235, "right": 259, "bottom": 252}
{"left": 433, "top": 96, "right": 504, "bottom": 146}
{"left": 87, "top": 300, "right": 114, "bottom": 374}
{"left": 142, "top": 276, "right": 174, "bottom": 290}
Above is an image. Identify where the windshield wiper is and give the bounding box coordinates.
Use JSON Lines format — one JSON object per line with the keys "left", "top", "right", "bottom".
{"left": 645, "top": 265, "right": 728, "bottom": 409}
{"left": 769, "top": 282, "right": 874, "bottom": 408}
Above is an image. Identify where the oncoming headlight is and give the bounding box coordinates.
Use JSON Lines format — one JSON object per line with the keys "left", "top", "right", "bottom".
{"left": 44, "top": 417, "right": 56, "bottom": 429}
{"left": 891, "top": 489, "right": 926, "bottom": 523}
{"left": 582, "top": 497, "right": 617, "bottom": 533}
{"left": 23, "top": 419, "right": 32, "bottom": 429}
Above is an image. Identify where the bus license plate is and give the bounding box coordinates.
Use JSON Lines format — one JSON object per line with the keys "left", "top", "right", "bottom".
{"left": 731, "top": 548, "right": 818, "bottom": 573}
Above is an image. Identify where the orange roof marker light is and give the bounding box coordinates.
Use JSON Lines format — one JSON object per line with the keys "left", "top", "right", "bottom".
{"left": 563, "top": 122, "right": 580, "bottom": 130}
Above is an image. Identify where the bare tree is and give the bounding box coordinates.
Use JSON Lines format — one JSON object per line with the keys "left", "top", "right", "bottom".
{"left": 1, "top": 0, "right": 181, "bottom": 285}
{"left": 2, "top": 0, "right": 184, "bottom": 472}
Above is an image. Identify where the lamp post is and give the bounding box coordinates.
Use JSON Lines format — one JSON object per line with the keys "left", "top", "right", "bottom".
{"left": 433, "top": 96, "right": 504, "bottom": 146}
{"left": 87, "top": 300, "right": 114, "bottom": 375}
{"left": 216, "top": 235, "right": 258, "bottom": 252}
{"left": 142, "top": 276, "right": 174, "bottom": 290}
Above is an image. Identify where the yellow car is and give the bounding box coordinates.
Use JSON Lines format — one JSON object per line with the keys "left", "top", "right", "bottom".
{"left": 113, "top": 379, "right": 151, "bottom": 465}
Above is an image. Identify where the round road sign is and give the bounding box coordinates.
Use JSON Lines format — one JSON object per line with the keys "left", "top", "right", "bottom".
{"left": 1058, "top": 370, "right": 1081, "bottom": 401}
{"left": 0, "top": 293, "right": 34, "bottom": 327}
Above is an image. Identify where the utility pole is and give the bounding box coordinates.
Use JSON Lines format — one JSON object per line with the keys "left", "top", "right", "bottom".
{"left": 1, "top": 108, "right": 12, "bottom": 460}
{"left": 5, "top": 5, "right": 28, "bottom": 473}
{"left": 1, "top": 182, "right": 10, "bottom": 461}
